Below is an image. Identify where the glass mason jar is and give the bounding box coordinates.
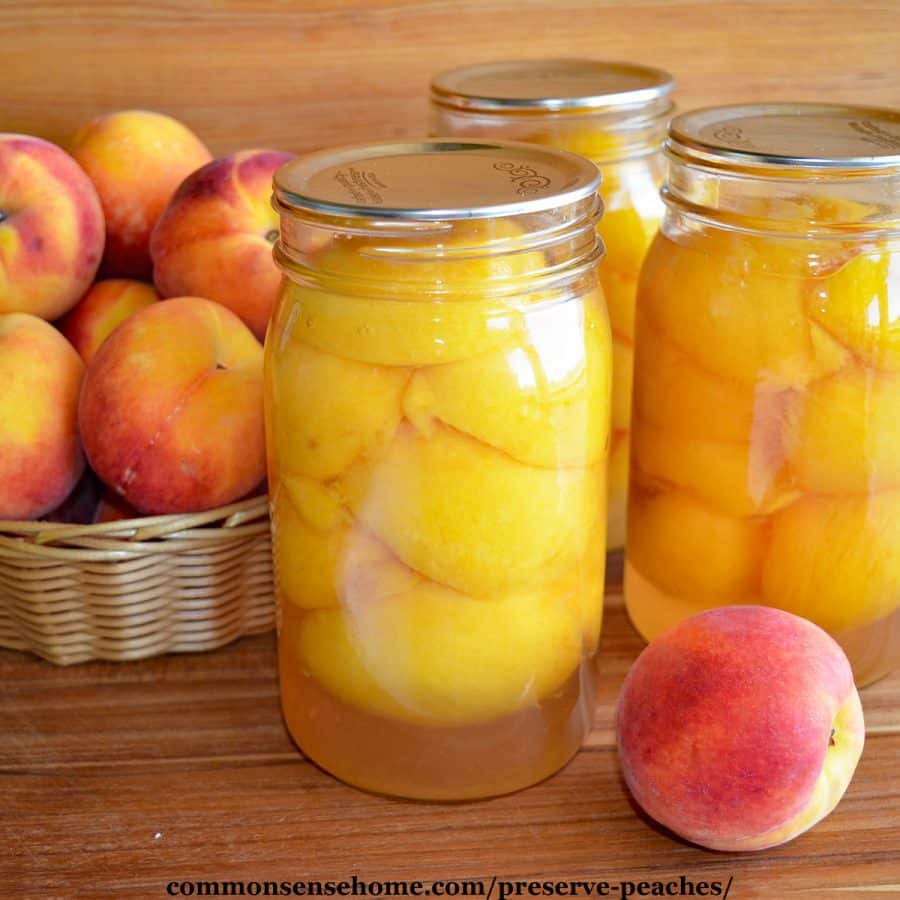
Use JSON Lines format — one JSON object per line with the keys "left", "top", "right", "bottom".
{"left": 430, "top": 59, "right": 674, "bottom": 549}
{"left": 265, "top": 140, "right": 611, "bottom": 799}
{"left": 626, "top": 103, "right": 900, "bottom": 687}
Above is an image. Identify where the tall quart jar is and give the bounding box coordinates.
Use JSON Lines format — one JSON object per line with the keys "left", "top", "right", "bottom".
{"left": 626, "top": 103, "right": 900, "bottom": 687}
{"left": 430, "top": 59, "right": 674, "bottom": 548}
{"left": 265, "top": 140, "right": 611, "bottom": 799}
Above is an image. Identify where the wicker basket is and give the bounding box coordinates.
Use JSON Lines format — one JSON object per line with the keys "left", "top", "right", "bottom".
{"left": 0, "top": 496, "right": 274, "bottom": 666}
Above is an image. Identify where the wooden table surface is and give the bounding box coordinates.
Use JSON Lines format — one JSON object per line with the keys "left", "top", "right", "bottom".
{"left": 3, "top": 558, "right": 898, "bottom": 900}
{"left": 3, "top": 4, "right": 900, "bottom": 897}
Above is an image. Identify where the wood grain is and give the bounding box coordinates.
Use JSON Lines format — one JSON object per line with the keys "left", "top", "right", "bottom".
{"left": 2, "top": 592, "right": 898, "bottom": 900}
{"left": 3, "top": 1, "right": 900, "bottom": 156}
{"left": 2, "top": 3, "right": 900, "bottom": 897}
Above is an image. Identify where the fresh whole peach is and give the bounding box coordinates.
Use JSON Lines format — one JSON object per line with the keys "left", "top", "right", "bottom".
{"left": 0, "top": 134, "right": 104, "bottom": 320}
{"left": 79, "top": 296, "right": 265, "bottom": 515}
{"left": 59, "top": 278, "right": 159, "bottom": 363}
{"left": 151, "top": 150, "right": 294, "bottom": 339}
{"left": 0, "top": 314, "right": 85, "bottom": 519}
{"left": 70, "top": 110, "right": 212, "bottom": 279}
{"left": 617, "top": 606, "right": 865, "bottom": 852}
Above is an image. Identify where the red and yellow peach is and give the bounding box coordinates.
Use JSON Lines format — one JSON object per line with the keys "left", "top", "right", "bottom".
{"left": 0, "top": 134, "right": 104, "bottom": 321}
{"left": 78, "top": 296, "right": 265, "bottom": 515}
{"left": 617, "top": 605, "right": 865, "bottom": 852}
{"left": 150, "top": 150, "right": 294, "bottom": 339}
{"left": 70, "top": 110, "right": 212, "bottom": 279}
{"left": 0, "top": 314, "right": 85, "bottom": 520}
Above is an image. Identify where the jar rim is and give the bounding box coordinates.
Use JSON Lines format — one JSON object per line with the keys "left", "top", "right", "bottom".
{"left": 668, "top": 103, "right": 900, "bottom": 173}
{"left": 273, "top": 139, "right": 601, "bottom": 221}
{"left": 430, "top": 59, "right": 674, "bottom": 113}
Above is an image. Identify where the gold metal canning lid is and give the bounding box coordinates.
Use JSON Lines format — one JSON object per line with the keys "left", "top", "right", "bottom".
{"left": 430, "top": 59, "right": 674, "bottom": 113}
{"left": 273, "top": 139, "right": 601, "bottom": 221}
{"left": 668, "top": 103, "right": 900, "bottom": 171}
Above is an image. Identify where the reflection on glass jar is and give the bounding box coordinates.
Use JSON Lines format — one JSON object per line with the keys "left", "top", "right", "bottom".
{"left": 430, "top": 59, "right": 674, "bottom": 548}
{"left": 265, "top": 140, "right": 610, "bottom": 799}
{"left": 625, "top": 103, "right": 900, "bottom": 687}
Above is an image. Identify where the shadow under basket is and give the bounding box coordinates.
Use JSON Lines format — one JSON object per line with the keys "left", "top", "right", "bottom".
{"left": 0, "top": 496, "right": 274, "bottom": 666}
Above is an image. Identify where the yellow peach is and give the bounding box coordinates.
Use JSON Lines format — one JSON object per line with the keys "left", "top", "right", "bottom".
{"left": 271, "top": 477, "right": 348, "bottom": 611}
{"left": 296, "top": 542, "right": 585, "bottom": 726}
{"left": 607, "top": 431, "right": 629, "bottom": 551}
{"left": 784, "top": 365, "right": 900, "bottom": 494}
{"left": 626, "top": 487, "right": 766, "bottom": 605}
{"left": 59, "top": 278, "right": 159, "bottom": 363}
{"left": 70, "top": 110, "right": 212, "bottom": 279}
{"left": 280, "top": 220, "right": 548, "bottom": 366}
{"left": 631, "top": 416, "right": 796, "bottom": 517}
{"left": 599, "top": 202, "right": 658, "bottom": 281}
{"left": 601, "top": 269, "right": 637, "bottom": 342}
{"left": 805, "top": 249, "right": 900, "bottom": 371}
{"left": 639, "top": 231, "right": 848, "bottom": 387}
{"left": 265, "top": 333, "right": 409, "bottom": 480}
{"left": 632, "top": 318, "right": 762, "bottom": 442}
{"left": 339, "top": 421, "right": 603, "bottom": 596}
{"left": 0, "top": 134, "right": 104, "bottom": 321}
{"left": 0, "top": 314, "right": 85, "bottom": 520}
{"left": 610, "top": 333, "right": 632, "bottom": 435}
{"left": 762, "top": 493, "right": 900, "bottom": 633}
{"left": 402, "top": 292, "right": 611, "bottom": 467}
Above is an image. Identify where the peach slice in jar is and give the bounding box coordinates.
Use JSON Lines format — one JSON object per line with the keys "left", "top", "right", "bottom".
{"left": 402, "top": 289, "right": 611, "bottom": 469}
{"left": 338, "top": 420, "right": 604, "bottom": 598}
{"left": 639, "top": 229, "right": 849, "bottom": 388}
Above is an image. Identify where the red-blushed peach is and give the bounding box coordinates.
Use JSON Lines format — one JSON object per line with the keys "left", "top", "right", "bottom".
{"left": 150, "top": 150, "right": 294, "bottom": 339}
{"left": 617, "top": 605, "right": 865, "bottom": 852}
{"left": 70, "top": 110, "right": 212, "bottom": 279}
{"left": 59, "top": 278, "right": 159, "bottom": 363}
{"left": 0, "top": 134, "right": 104, "bottom": 320}
{"left": 78, "top": 297, "right": 264, "bottom": 515}
{"left": 0, "top": 314, "right": 85, "bottom": 519}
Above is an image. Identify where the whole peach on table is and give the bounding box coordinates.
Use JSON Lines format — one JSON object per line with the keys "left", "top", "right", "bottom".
{"left": 78, "top": 296, "right": 265, "bottom": 516}
{"left": 151, "top": 150, "right": 295, "bottom": 340}
{"left": 0, "top": 134, "right": 104, "bottom": 320}
{"left": 70, "top": 110, "right": 212, "bottom": 279}
{"left": 59, "top": 278, "right": 159, "bottom": 363}
{"left": 616, "top": 606, "right": 865, "bottom": 852}
{"left": 0, "top": 314, "right": 85, "bottom": 520}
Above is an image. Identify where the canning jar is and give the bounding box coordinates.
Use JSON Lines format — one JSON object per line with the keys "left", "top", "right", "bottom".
{"left": 626, "top": 103, "right": 900, "bottom": 686}
{"left": 430, "top": 59, "right": 674, "bottom": 548}
{"left": 265, "top": 140, "right": 610, "bottom": 799}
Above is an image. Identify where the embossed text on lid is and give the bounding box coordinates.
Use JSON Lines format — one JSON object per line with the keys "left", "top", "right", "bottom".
{"left": 273, "top": 140, "right": 601, "bottom": 220}
{"left": 669, "top": 103, "right": 900, "bottom": 169}
{"left": 430, "top": 59, "right": 674, "bottom": 112}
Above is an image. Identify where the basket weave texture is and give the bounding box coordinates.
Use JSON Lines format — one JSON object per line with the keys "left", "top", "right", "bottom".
{"left": 0, "top": 496, "right": 274, "bottom": 666}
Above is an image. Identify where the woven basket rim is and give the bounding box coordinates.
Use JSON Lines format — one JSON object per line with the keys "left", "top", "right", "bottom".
{"left": 0, "top": 495, "right": 269, "bottom": 549}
